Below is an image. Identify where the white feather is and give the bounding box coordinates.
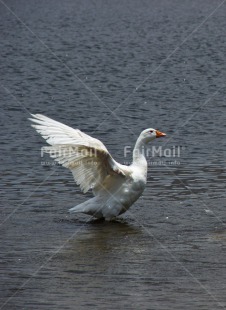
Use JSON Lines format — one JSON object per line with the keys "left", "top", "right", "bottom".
{"left": 30, "top": 114, "right": 126, "bottom": 193}
{"left": 30, "top": 114, "right": 166, "bottom": 220}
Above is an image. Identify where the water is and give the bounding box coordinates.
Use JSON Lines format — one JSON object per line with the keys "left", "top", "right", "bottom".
{"left": 1, "top": 0, "right": 226, "bottom": 309}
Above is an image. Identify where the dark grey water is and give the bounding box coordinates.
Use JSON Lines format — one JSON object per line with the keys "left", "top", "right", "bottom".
{"left": 1, "top": 0, "right": 226, "bottom": 309}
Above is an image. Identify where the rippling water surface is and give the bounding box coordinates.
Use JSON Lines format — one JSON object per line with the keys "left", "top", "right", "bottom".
{"left": 1, "top": 0, "right": 226, "bottom": 309}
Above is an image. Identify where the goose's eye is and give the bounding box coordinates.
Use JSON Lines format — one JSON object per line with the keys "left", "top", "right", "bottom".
{"left": 150, "top": 130, "right": 154, "bottom": 133}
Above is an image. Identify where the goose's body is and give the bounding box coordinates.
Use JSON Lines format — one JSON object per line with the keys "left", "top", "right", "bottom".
{"left": 30, "top": 114, "right": 166, "bottom": 220}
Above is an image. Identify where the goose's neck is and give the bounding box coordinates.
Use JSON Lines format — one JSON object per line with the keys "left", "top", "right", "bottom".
{"left": 132, "top": 137, "right": 148, "bottom": 167}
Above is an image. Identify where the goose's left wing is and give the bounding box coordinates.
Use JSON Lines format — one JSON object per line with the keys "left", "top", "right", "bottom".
{"left": 29, "top": 114, "right": 128, "bottom": 193}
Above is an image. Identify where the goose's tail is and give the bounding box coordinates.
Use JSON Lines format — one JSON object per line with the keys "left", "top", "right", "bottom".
{"left": 69, "top": 197, "right": 104, "bottom": 219}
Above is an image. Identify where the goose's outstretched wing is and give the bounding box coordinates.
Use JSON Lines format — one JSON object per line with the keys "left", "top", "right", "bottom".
{"left": 29, "top": 114, "right": 127, "bottom": 193}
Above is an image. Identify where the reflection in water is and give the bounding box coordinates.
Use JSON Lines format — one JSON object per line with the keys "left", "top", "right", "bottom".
{"left": 208, "top": 227, "right": 226, "bottom": 242}
{"left": 63, "top": 221, "right": 142, "bottom": 274}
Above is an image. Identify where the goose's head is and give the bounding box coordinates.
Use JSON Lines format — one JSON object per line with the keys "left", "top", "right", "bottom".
{"left": 140, "top": 128, "right": 166, "bottom": 143}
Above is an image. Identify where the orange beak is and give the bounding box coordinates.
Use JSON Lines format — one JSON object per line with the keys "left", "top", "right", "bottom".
{"left": 156, "top": 130, "right": 166, "bottom": 138}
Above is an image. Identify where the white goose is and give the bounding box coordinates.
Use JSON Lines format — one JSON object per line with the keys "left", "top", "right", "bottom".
{"left": 30, "top": 114, "right": 166, "bottom": 220}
